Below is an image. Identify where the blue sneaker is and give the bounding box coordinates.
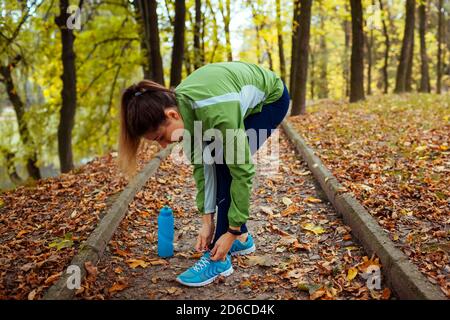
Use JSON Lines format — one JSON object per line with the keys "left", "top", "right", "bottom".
{"left": 230, "top": 234, "right": 256, "bottom": 256}
{"left": 176, "top": 252, "right": 233, "bottom": 287}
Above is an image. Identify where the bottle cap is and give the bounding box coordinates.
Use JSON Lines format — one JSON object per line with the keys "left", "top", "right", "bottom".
{"left": 160, "top": 205, "right": 173, "bottom": 216}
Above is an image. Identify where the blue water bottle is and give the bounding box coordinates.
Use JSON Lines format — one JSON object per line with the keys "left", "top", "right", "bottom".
{"left": 157, "top": 205, "right": 174, "bottom": 258}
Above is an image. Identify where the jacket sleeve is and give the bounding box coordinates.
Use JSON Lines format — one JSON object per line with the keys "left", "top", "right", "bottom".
{"left": 186, "top": 131, "right": 217, "bottom": 215}
{"left": 197, "top": 101, "right": 255, "bottom": 227}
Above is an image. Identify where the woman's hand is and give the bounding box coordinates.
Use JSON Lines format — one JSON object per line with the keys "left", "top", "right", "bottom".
{"left": 210, "top": 232, "right": 238, "bottom": 261}
{"left": 195, "top": 214, "right": 215, "bottom": 252}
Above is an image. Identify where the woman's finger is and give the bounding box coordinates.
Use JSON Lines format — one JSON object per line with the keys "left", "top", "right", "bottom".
{"left": 210, "top": 244, "right": 218, "bottom": 259}
{"left": 195, "top": 236, "right": 203, "bottom": 252}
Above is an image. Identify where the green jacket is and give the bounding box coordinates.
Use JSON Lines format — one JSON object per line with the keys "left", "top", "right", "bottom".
{"left": 175, "top": 61, "right": 284, "bottom": 227}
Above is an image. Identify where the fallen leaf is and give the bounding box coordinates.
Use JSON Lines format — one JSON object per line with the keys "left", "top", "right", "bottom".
{"left": 84, "top": 261, "right": 98, "bottom": 278}
{"left": 282, "top": 197, "right": 293, "bottom": 206}
{"left": 149, "top": 258, "right": 169, "bottom": 266}
{"left": 347, "top": 267, "right": 358, "bottom": 281}
{"left": 28, "top": 289, "right": 37, "bottom": 300}
{"left": 167, "top": 287, "right": 183, "bottom": 295}
{"left": 305, "top": 197, "right": 322, "bottom": 203}
{"left": 259, "top": 206, "right": 274, "bottom": 216}
{"left": 239, "top": 279, "right": 252, "bottom": 288}
{"left": 310, "top": 287, "right": 327, "bottom": 300}
{"left": 44, "top": 272, "right": 62, "bottom": 285}
{"left": 286, "top": 269, "right": 304, "bottom": 279}
{"left": 281, "top": 204, "right": 301, "bottom": 217}
{"left": 126, "top": 259, "right": 149, "bottom": 269}
{"left": 16, "top": 230, "right": 29, "bottom": 238}
{"left": 246, "top": 255, "right": 277, "bottom": 267}
{"left": 109, "top": 283, "right": 128, "bottom": 293}
{"left": 414, "top": 145, "right": 427, "bottom": 153}
{"left": 302, "top": 223, "right": 326, "bottom": 235}
{"left": 381, "top": 288, "right": 391, "bottom": 300}
{"left": 114, "top": 248, "right": 131, "bottom": 257}
{"left": 20, "top": 262, "right": 36, "bottom": 272}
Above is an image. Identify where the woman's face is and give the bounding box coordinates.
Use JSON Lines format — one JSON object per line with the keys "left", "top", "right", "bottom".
{"left": 143, "top": 108, "right": 184, "bottom": 148}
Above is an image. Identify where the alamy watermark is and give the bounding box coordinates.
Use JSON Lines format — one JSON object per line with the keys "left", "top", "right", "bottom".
{"left": 361, "top": 264, "right": 382, "bottom": 290}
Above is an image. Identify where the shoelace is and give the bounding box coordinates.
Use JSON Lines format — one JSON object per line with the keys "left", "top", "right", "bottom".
{"left": 192, "top": 256, "right": 211, "bottom": 272}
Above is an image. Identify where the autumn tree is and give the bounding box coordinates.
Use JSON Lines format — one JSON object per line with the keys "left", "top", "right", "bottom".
{"left": 0, "top": 1, "right": 43, "bottom": 180}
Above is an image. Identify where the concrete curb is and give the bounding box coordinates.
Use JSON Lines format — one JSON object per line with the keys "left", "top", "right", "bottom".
{"left": 43, "top": 146, "right": 173, "bottom": 300}
{"left": 281, "top": 119, "right": 446, "bottom": 300}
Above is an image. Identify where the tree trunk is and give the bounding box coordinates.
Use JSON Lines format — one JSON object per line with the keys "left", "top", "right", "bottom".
{"left": 276, "top": 0, "right": 286, "bottom": 82}
{"left": 437, "top": 0, "right": 443, "bottom": 94}
{"left": 290, "top": 0, "right": 301, "bottom": 96}
{"left": 379, "top": 0, "right": 390, "bottom": 94}
{"left": 147, "top": 0, "right": 165, "bottom": 85}
{"left": 170, "top": 0, "right": 186, "bottom": 88}
{"left": 318, "top": 1, "right": 328, "bottom": 99}
{"left": 343, "top": 6, "right": 351, "bottom": 97}
{"left": 395, "top": 0, "right": 415, "bottom": 93}
{"left": 419, "top": 1, "right": 431, "bottom": 92}
{"left": 135, "top": 0, "right": 165, "bottom": 85}
{"left": 193, "top": 0, "right": 204, "bottom": 69}
{"left": 55, "top": 0, "right": 80, "bottom": 173}
{"left": 367, "top": 30, "right": 373, "bottom": 95}
{"left": 134, "top": 2, "right": 151, "bottom": 79}
{"left": 0, "top": 58, "right": 41, "bottom": 180}
{"left": 350, "top": 0, "right": 365, "bottom": 102}
{"left": 263, "top": 38, "right": 274, "bottom": 70}
{"left": 291, "top": 0, "right": 312, "bottom": 116}
{"left": 310, "top": 50, "right": 315, "bottom": 100}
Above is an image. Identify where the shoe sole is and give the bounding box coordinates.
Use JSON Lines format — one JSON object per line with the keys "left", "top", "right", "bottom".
{"left": 230, "top": 244, "right": 256, "bottom": 256}
{"left": 176, "top": 266, "right": 234, "bottom": 287}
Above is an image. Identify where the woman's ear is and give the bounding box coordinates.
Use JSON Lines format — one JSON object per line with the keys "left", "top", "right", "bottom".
{"left": 166, "top": 108, "right": 180, "bottom": 120}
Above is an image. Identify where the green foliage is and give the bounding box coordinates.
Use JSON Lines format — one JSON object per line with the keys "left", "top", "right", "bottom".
{"left": 48, "top": 232, "right": 74, "bottom": 251}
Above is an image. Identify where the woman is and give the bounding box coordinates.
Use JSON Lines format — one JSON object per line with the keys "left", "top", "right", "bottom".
{"left": 118, "top": 61, "right": 290, "bottom": 287}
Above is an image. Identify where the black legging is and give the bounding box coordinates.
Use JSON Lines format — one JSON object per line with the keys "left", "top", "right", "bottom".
{"left": 211, "top": 83, "right": 290, "bottom": 246}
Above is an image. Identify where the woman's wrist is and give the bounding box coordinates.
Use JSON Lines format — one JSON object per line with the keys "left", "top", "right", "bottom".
{"left": 202, "top": 213, "right": 214, "bottom": 225}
